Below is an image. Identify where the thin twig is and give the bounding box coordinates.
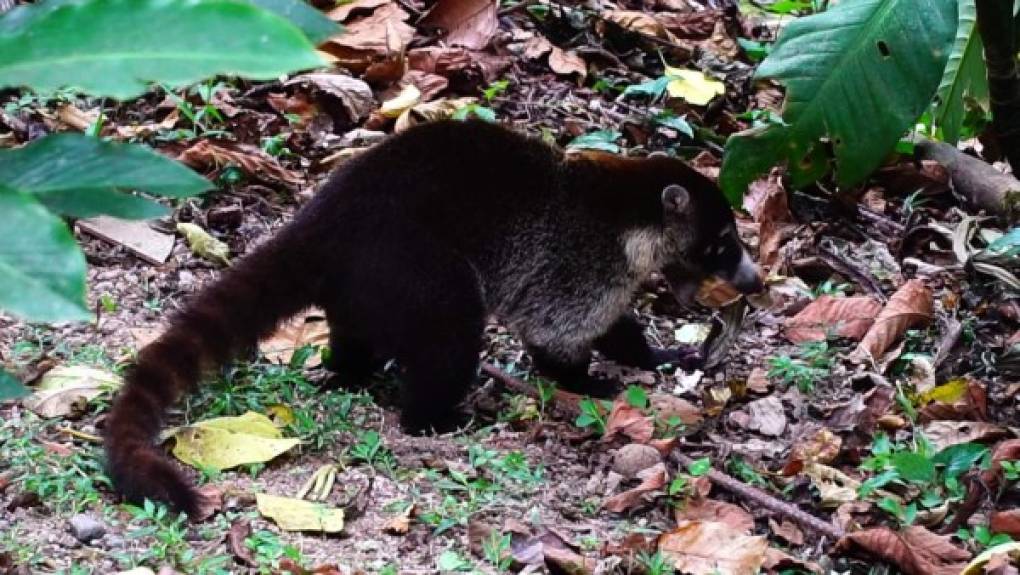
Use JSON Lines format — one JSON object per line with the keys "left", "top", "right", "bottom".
{"left": 932, "top": 317, "right": 963, "bottom": 371}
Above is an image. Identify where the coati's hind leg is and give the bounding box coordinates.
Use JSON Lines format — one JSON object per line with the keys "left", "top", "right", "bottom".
{"left": 594, "top": 314, "right": 702, "bottom": 371}
{"left": 526, "top": 344, "right": 619, "bottom": 398}
{"left": 323, "top": 317, "right": 385, "bottom": 387}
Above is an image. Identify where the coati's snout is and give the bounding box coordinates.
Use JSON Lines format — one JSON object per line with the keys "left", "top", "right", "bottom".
{"left": 659, "top": 183, "right": 765, "bottom": 299}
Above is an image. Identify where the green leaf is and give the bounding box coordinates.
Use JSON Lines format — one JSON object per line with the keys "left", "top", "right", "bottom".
{"left": 720, "top": 123, "right": 790, "bottom": 206}
{"left": 933, "top": 0, "right": 987, "bottom": 144}
{"left": 933, "top": 442, "right": 988, "bottom": 478}
{"left": 567, "top": 130, "right": 622, "bottom": 153}
{"left": 0, "top": 0, "right": 326, "bottom": 100}
{"left": 0, "top": 187, "right": 89, "bottom": 322}
{"left": 0, "top": 369, "right": 29, "bottom": 401}
{"left": 653, "top": 112, "right": 694, "bottom": 138}
{"left": 687, "top": 457, "right": 711, "bottom": 476}
{"left": 743, "top": 0, "right": 958, "bottom": 188}
{"left": 0, "top": 134, "right": 211, "bottom": 219}
{"left": 244, "top": 0, "right": 340, "bottom": 44}
{"left": 859, "top": 469, "right": 899, "bottom": 496}
{"left": 625, "top": 385, "right": 648, "bottom": 409}
{"left": 890, "top": 451, "right": 936, "bottom": 484}
{"left": 621, "top": 76, "right": 670, "bottom": 101}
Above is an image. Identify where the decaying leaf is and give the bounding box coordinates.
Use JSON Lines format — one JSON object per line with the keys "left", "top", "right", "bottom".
{"left": 602, "top": 10, "right": 678, "bottom": 42}
{"left": 922, "top": 420, "right": 1008, "bottom": 451}
{"left": 783, "top": 427, "right": 842, "bottom": 474}
{"left": 836, "top": 525, "right": 970, "bottom": 575}
{"left": 658, "top": 520, "right": 768, "bottom": 575}
{"left": 176, "top": 222, "right": 230, "bottom": 266}
{"left": 649, "top": 393, "right": 704, "bottom": 426}
{"left": 784, "top": 295, "right": 882, "bottom": 343}
{"left": 284, "top": 73, "right": 376, "bottom": 122}
{"left": 177, "top": 139, "right": 303, "bottom": 187}
{"left": 604, "top": 399, "right": 654, "bottom": 444}
{"left": 168, "top": 411, "right": 300, "bottom": 471}
{"left": 769, "top": 518, "right": 805, "bottom": 546}
{"left": 227, "top": 520, "right": 256, "bottom": 567}
{"left": 744, "top": 173, "right": 796, "bottom": 269}
{"left": 961, "top": 541, "right": 1020, "bottom": 575}
{"left": 852, "top": 279, "right": 933, "bottom": 361}
{"left": 321, "top": 2, "right": 415, "bottom": 74}
{"left": 675, "top": 498, "right": 755, "bottom": 533}
{"left": 394, "top": 97, "right": 478, "bottom": 132}
{"left": 256, "top": 493, "right": 344, "bottom": 533}
{"left": 603, "top": 462, "right": 667, "bottom": 512}
{"left": 378, "top": 83, "right": 422, "bottom": 118}
{"left": 418, "top": 0, "right": 497, "bottom": 50}
{"left": 548, "top": 47, "right": 587, "bottom": 78}
{"left": 696, "top": 276, "right": 741, "bottom": 308}
{"left": 260, "top": 308, "right": 331, "bottom": 367}
{"left": 23, "top": 366, "right": 122, "bottom": 418}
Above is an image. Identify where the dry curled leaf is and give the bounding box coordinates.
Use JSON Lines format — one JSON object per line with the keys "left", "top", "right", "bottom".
{"left": 321, "top": 2, "right": 414, "bottom": 74}
{"left": 769, "top": 518, "right": 805, "bottom": 546}
{"left": 284, "top": 73, "right": 376, "bottom": 122}
{"left": 785, "top": 295, "right": 882, "bottom": 343}
{"left": 419, "top": 0, "right": 497, "bottom": 50}
{"left": 548, "top": 47, "right": 587, "bottom": 78}
{"left": 227, "top": 520, "right": 255, "bottom": 567}
{"left": 603, "top": 463, "right": 667, "bottom": 513}
{"left": 603, "top": 399, "right": 654, "bottom": 444}
{"left": 658, "top": 520, "right": 768, "bottom": 575}
{"left": 922, "top": 420, "right": 1008, "bottom": 451}
{"left": 177, "top": 140, "right": 303, "bottom": 187}
{"left": 602, "top": 10, "right": 678, "bottom": 42}
{"left": 260, "top": 309, "right": 331, "bottom": 367}
{"left": 852, "top": 279, "right": 933, "bottom": 361}
{"left": 836, "top": 526, "right": 970, "bottom": 575}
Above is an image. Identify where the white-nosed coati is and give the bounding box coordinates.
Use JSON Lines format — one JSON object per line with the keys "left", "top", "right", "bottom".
{"left": 104, "top": 119, "right": 763, "bottom": 515}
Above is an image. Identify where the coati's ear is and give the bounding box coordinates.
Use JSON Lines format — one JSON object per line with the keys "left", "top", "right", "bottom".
{"left": 661, "top": 184, "right": 691, "bottom": 215}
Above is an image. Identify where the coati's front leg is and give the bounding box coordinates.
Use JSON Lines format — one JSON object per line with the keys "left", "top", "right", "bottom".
{"left": 526, "top": 344, "right": 620, "bottom": 398}
{"left": 594, "top": 314, "right": 702, "bottom": 371}
{"left": 323, "top": 326, "right": 385, "bottom": 387}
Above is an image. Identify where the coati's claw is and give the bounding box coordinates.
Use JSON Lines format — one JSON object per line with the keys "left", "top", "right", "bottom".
{"left": 650, "top": 345, "right": 704, "bottom": 371}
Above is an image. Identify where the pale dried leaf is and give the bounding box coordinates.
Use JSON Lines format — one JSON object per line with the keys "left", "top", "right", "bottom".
{"left": 176, "top": 222, "right": 230, "bottom": 266}
{"left": 419, "top": 0, "right": 497, "bottom": 50}
{"left": 768, "top": 518, "right": 805, "bottom": 546}
{"left": 177, "top": 140, "right": 303, "bottom": 187}
{"left": 922, "top": 420, "right": 1008, "bottom": 451}
{"left": 260, "top": 309, "right": 331, "bottom": 367}
{"left": 603, "top": 10, "right": 678, "bottom": 42}
{"left": 256, "top": 493, "right": 344, "bottom": 533}
{"left": 548, "top": 46, "right": 587, "bottom": 78}
{"left": 604, "top": 400, "right": 654, "bottom": 444}
{"left": 675, "top": 498, "right": 755, "bottom": 533}
{"left": 658, "top": 520, "right": 768, "bottom": 575}
{"left": 603, "top": 463, "right": 667, "bottom": 512}
{"left": 284, "top": 73, "right": 376, "bottom": 121}
{"left": 23, "top": 366, "right": 122, "bottom": 418}
{"left": 837, "top": 526, "right": 970, "bottom": 575}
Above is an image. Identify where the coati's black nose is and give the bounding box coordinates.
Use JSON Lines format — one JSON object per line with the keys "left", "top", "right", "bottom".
{"left": 727, "top": 250, "right": 766, "bottom": 295}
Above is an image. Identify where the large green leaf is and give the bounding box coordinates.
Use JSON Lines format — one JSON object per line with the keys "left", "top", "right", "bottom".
{"left": 246, "top": 0, "right": 341, "bottom": 44}
{"left": 0, "top": 369, "right": 28, "bottom": 401}
{"left": 0, "top": 0, "right": 326, "bottom": 100}
{"left": 0, "top": 187, "right": 89, "bottom": 322}
{"left": 933, "top": 0, "right": 987, "bottom": 143}
{"left": 722, "top": 0, "right": 958, "bottom": 199}
{"left": 0, "top": 134, "right": 212, "bottom": 219}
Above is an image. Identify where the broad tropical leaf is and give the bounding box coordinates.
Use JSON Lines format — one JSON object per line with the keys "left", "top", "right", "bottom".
{"left": 0, "top": 134, "right": 212, "bottom": 219}
{"left": 0, "top": 369, "right": 28, "bottom": 401}
{"left": 246, "top": 0, "right": 341, "bottom": 44}
{"left": 933, "top": 0, "right": 987, "bottom": 143}
{"left": 0, "top": 0, "right": 325, "bottom": 100}
{"left": 0, "top": 188, "right": 89, "bottom": 322}
{"left": 722, "top": 0, "right": 957, "bottom": 200}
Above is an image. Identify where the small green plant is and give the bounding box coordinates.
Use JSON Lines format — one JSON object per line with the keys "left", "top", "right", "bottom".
{"left": 348, "top": 429, "right": 396, "bottom": 472}
{"left": 575, "top": 397, "right": 611, "bottom": 434}
{"left": 436, "top": 549, "right": 475, "bottom": 572}
{"left": 637, "top": 551, "right": 676, "bottom": 575}
{"left": 1001, "top": 460, "right": 1020, "bottom": 481}
{"left": 726, "top": 456, "right": 769, "bottom": 488}
{"left": 809, "top": 278, "right": 851, "bottom": 298}
{"left": 768, "top": 340, "right": 833, "bottom": 393}
{"left": 118, "top": 499, "right": 191, "bottom": 567}
{"left": 686, "top": 457, "right": 711, "bottom": 477}
{"left": 261, "top": 133, "right": 293, "bottom": 157}
{"left": 482, "top": 531, "right": 513, "bottom": 571}
{"left": 246, "top": 528, "right": 303, "bottom": 573}
{"left": 160, "top": 81, "right": 229, "bottom": 139}
{"left": 453, "top": 79, "right": 508, "bottom": 122}
{"left": 625, "top": 384, "right": 649, "bottom": 409}
{"left": 957, "top": 524, "right": 1014, "bottom": 551}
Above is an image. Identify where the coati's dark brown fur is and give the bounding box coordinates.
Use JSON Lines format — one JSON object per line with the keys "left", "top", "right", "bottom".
{"left": 104, "top": 120, "right": 762, "bottom": 515}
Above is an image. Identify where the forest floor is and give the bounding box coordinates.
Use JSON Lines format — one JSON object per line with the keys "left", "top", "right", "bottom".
{"left": 3, "top": 1, "right": 1020, "bottom": 574}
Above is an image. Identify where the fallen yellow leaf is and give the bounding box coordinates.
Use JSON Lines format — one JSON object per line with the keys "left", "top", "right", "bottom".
{"left": 169, "top": 411, "right": 300, "bottom": 471}
{"left": 256, "top": 493, "right": 345, "bottom": 533}
{"left": 379, "top": 84, "right": 422, "bottom": 118}
{"left": 177, "top": 222, "right": 230, "bottom": 266}
{"left": 664, "top": 66, "right": 725, "bottom": 106}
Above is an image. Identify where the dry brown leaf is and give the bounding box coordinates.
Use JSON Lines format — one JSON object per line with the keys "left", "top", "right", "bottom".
{"left": 992, "top": 510, "right": 1020, "bottom": 538}
{"left": 658, "top": 520, "right": 768, "bottom": 575}
{"left": 548, "top": 47, "right": 587, "bottom": 78}
{"left": 227, "top": 520, "right": 255, "bottom": 567}
{"left": 742, "top": 395, "right": 787, "bottom": 437}
{"left": 784, "top": 295, "right": 882, "bottom": 343}
{"left": 852, "top": 279, "right": 933, "bottom": 361}
{"left": 602, "top": 10, "right": 678, "bottom": 42}
{"left": 401, "top": 70, "right": 449, "bottom": 101}
{"left": 768, "top": 518, "right": 805, "bottom": 546}
{"left": 783, "top": 427, "right": 842, "bottom": 474}
{"left": 522, "top": 36, "right": 553, "bottom": 60}
{"left": 982, "top": 440, "right": 1020, "bottom": 487}
{"left": 654, "top": 9, "right": 723, "bottom": 39}
{"left": 604, "top": 400, "right": 654, "bottom": 444}
{"left": 695, "top": 276, "right": 741, "bottom": 308}
{"left": 675, "top": 498, "right": 755, "bottom": 533}
{"left": 177, "top": 140, "right": 303, "bottom": 187}
{"left": 836, "top": 526, "right": 970, "bottom": 575}
{"left": 762, "top": 547, "right": 823, "bottom": 574}
{"left": 743, "top": 173, "right": 796, "bottom": 269}
{"left": 394, "top": 97, "right": 478, "bottom": 133}
{"left": 260, "top": 309, "right": 330, "bottom": 367}
{"left": 603, "top": 463, "right": 667, "bottom": 512}
{"left": 746, "top": 367, "right": 770, "bottom": 394}
{"left": 649, "top": 393, "right": 703, "bottom": 426}
{"left": 419, "top": 0, "right": 497, "bottom": 50}
{"left": 542, "top": 545, "right": 597, "bottom": 575}
{"left": 284, "top": 73, "right": 376, "bottom": 122}
{"left": 320, "top": 3, "right": 414, "bottom": 74}
{"left": 922, "top": 420, "right": 1009, "bottom": 451}
{"left": 327, "top": 0, "right": 388, "bottom": 21}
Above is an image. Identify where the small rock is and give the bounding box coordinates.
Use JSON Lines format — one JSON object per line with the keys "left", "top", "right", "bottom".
{"left": 101, "top": 534, "right": 126, "bottom": 549}
{"left": 612, "top": 443, "right": 662, "bottom": 479}
{"left": 69, "top": 514, "right": 106, "bottom": 544}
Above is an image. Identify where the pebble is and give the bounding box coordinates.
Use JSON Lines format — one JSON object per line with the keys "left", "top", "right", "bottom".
{"left": 68, "top": 514, "right": 106, "bottom": 544}
{"left": 611, "top": 443, "right": 662, "bottom": 479}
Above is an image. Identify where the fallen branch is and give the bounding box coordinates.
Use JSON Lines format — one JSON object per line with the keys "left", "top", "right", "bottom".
{"left": 481, "top": 363, "right": 846, "bottom": 541}
{"left": 916, "top": 139, "right": 1020, "bottom": 221}
{"left": 670, "top": 451, "right": 846, "bottom": 541}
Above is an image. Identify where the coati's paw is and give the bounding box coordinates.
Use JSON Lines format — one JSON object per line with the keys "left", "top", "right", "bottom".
{"left": 400, "top": 408, "right": 470, "bottom": 435}
{"left": 649, "top": 345, "right": 703, "bottom": 370}
{"left": 557, "top": 375, "right": 621, "bottom": 398}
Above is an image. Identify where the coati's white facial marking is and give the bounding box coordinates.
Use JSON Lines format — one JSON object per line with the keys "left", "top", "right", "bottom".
{"left": 622, "top": 229, "right": 664, "bottom": 278}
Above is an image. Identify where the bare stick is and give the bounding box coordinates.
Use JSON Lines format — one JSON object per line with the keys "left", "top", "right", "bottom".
{"left": 916, "top": 139, "right": 1020, "bottom": 221}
